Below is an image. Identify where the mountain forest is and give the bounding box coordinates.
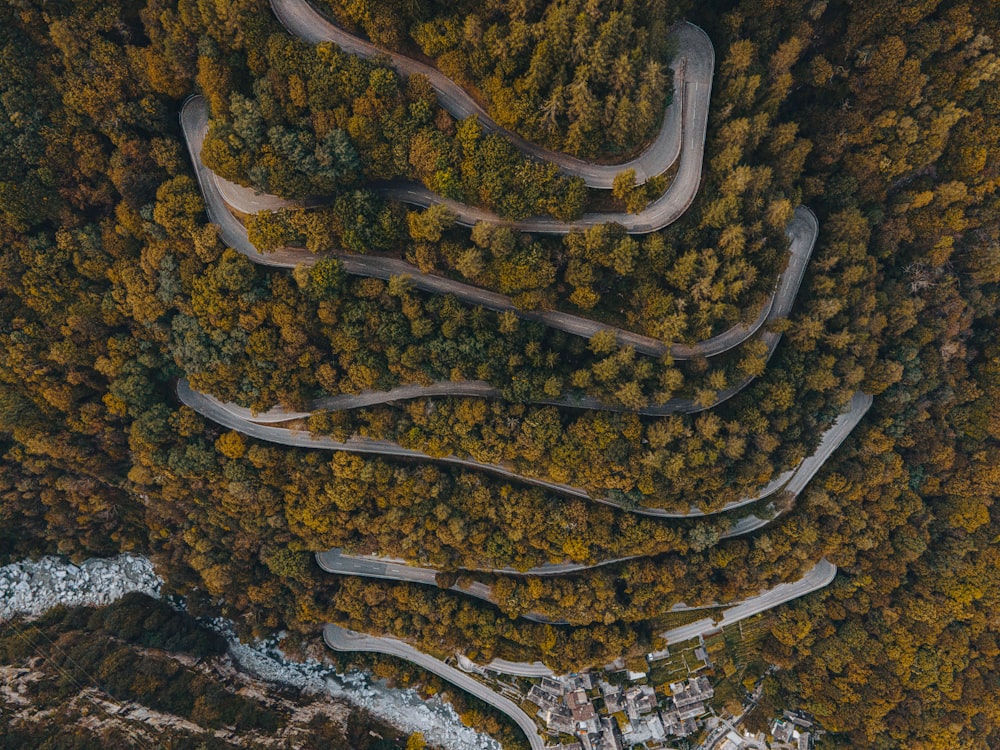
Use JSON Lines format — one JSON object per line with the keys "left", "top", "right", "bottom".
{"left": 2, "top": 0, "right": 1000, "bottom": 748}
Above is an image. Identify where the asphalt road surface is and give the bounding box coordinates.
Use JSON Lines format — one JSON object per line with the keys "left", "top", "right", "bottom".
{"left": 316, "top": 547, "right": 637, "bottom": 578}
{"left": 584, "top": 560, "right": 836, "bottom": 672}
{"left": 443, "top": 559, "right": 837, "bottom": 678}
{"left": 184, "top": 95, "right": 817, "bottom": 373}
{"left": 177, "top": 379, "right": 604, "bottom": 502}
{"left": 313, "top": 550, "right": 564, "bottom": 624}
{"left": 322, "top": 624, "right": 546, "bottom": 750}
{"left": 307, "top": 398, "right": 869, "bottom": 619}
{"left": 657, "top": 558, "right": 837, "bottom": 645}
{"left": 204, "top": 364, "right": 869, "bottom": 519}
{"left": 228, "top": 0, "right": 716, "bottom": 234}
{"left": 187, "top": 2, "right": 848, "bottom": 720}
{"left": 316, "top": 549, "right": 829, "bottom": 619}
{"left": 599, "top": 389, "right": 873, "bottom": 518}
{"left": 182, "top": 377, "right": 869, "bottom": 520}
{"left": 270, "top": 0, "right": 709, "bottom": 190}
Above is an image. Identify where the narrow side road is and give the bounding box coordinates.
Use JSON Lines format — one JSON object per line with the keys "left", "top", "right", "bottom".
{"left": 270, "top": 0, "right": 712, "bottom": 190}
{"left": 323, "top": 624, "right": 547, "bottom": 750}
{"left": 657, "top": 558, "right": 837, "bottom": 645}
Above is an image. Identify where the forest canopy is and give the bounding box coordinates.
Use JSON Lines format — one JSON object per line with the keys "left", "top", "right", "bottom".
{"left": 316, "top": 0, "right": 688, "bottom": 156}
{"left": 1, "top": 0, "right": 999, "bottom": 748}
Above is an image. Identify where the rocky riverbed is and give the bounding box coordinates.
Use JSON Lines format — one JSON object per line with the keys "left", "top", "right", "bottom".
{"left": 0, "top": 554, "right": 500, "bottom": 750}
{"left": 0, "top": 554, "right": 161, "bottom": 621}
{"left": 222, "top": 624, "right": 500, "bottom": 749}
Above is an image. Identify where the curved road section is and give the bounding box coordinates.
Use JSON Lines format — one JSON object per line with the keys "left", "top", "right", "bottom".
{"left": 475, "top": 558, "right": 837, "bottom": 676}
{"left": 316, "top": 549, "right": 828, "bottom": 622}
{"left": 308, "top": 396, "right": 868, "bottom": 619}
{"left": 183, "top": 379, "right": 869, "bottom": 518}
{"left": 178, "top": 378, "right": 605, "bottom": 502}
{"left": 271, "top": 0, "right": 710, "bottom": 190}
{"left": 317, "top": 547, "right": 639, "bottom": 579}
{"left": 599, "top": 390, "right": 873, "bottom": 517}
{"left": 322, "top": 624, "right": 546, "bottom": 750}
{"left": 318, "top": 388, "right": 867, "bottom": 548}
{"left": 196, "top": 375, "right": 868, "bottom": 516}
{"left": 657, "top": 557, "right": 837, "bottom": 645}
{"left": 322, "top": 558, "right": 836, "bottom": 682}
{"left": 315, "top": 550, "right": 566, "bottom": 624}
{"left": 241, "top": 0, "right": 716, "bottom": 234}
{"left": 184, "top": 95, "right": 813, "bottom": 363}
{"left": 187, "top": 2, "right": 839, "bottom": 716}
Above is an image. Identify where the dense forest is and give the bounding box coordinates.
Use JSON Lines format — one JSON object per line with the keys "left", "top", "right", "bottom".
{"left": 202, "top": 0, "right": 804, "bottom": 349}
{"left": 315, "top": 0, "right": 687, "bottom": 157}
{"left": 1, "top": 0, "right": 1000, "bottom": 748}
{"left": 199, "top": 37, "right": 589, "bottom": 221}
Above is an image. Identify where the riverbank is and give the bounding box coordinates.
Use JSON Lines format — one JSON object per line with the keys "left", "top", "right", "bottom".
{"left": 0, "top": 554, "right": 499, "bottom": 750}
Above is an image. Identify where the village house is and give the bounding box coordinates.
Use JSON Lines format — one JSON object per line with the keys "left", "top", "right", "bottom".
{"left": 771, "top": 713, "right": 814, "bottom": 750}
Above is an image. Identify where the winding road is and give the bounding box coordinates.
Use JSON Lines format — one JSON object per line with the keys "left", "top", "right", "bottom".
{"left": 322, "top": 624, "right": 546, "bottom": 750}
{"left": 184, "top": 96, "right": 814, "bottom": 364}
{"left": 594, "top": 390, "right": 872, "bottom": 517}
{"left": 316, "top": 548, "right": 831, "bottom": 624}
{"left": 473, "top": 558, "right": 838, "bottom": 676}
{"left": 178, "top": 378, "right": 608, "bottom": 502}
{"left": 175, "top": 2, "right": 861, "bottom": 736}
{"left": 311, "top": 387, "right": 865, "bottom": 613}
{"left": 180, "top": 373, "right": 869, "bottom": 519}
{"left": 221, "top": 0, "right": 717, "bottom": 234}
{"left": 656, "top": 557, "right": 837, "bottom": 645}
{"left": 314, "top": 388, "right": 869, "bottom": 573}
{"left": 270, "top": 0, "right": 709, "bottom": 191}
{"left": 316, "top": 547, "right": 616, "bottom": 580}
{"left": 227, "top": 0, "right": 715, "bottom": 235}
{"left": 183, "top": 95, "right": 821, "bottom": 422}
{"left": 315, "top": 549, "right": 567, "bottom": 624}
{"left": 323, "top": 558, "right": 837, "bottom": 685}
